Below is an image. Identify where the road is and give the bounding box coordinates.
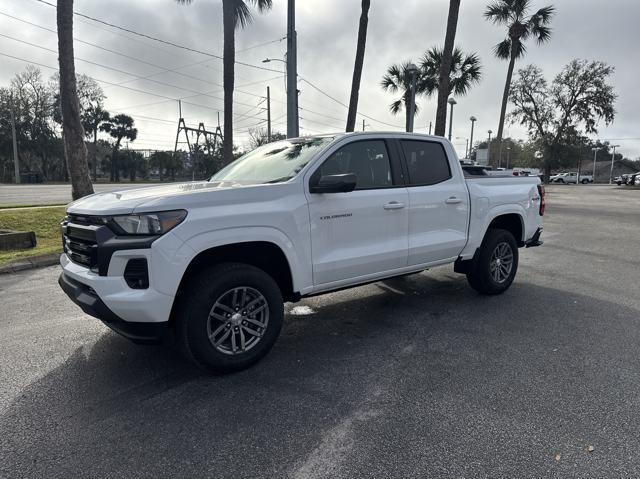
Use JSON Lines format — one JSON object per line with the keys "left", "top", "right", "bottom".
{"left": 1, "top": 185, "right": 640, "bottom": 478}
{"left": 0, "top": 183, "right": 160, "bottom": 206}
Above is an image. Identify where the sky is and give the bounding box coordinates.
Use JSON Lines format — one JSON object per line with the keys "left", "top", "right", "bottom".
{"left": 0, "top": 0, "right": 639, "bottom": 159}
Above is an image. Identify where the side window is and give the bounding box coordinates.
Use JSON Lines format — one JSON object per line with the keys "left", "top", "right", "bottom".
{"left": 317, "top": 140, "right": 393, "bottom": 190}
{"left": 401, "top": 140, "right": 452, "bottom": 186}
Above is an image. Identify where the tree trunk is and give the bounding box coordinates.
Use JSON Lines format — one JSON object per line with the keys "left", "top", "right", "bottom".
{"left": 222, "top": 0, "right": 235, "bottom": 165}
{"left": 496, "top": 44, "right": 518, "bottom": 145}
{"left": 434, "top": 0, "right": 461, "bottom": 137}
{"left": 345, "top": 0, "right": 370, "bottom": 132}
{"left": 56, "top": 0, "right": 93, "bottom": 200}
{"left": 111, "top": 138, "right": 121, "bottom": 183}
{"left": 92, "top": 128, "right": 98, "bottom": 181}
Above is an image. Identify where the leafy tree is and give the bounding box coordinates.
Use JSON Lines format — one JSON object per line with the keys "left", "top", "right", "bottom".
{"left": 485, "top": 0, "right": 555, "bottom": 150}
{"left": 0, "top": 66, "right": 57, "bottom": 180}
{"left": 434, "top": 0, "right": 461, "bottom": 137}
{"left": 509, "top": 60, "right": 616, "bottom": 179}
{"left": 346, "top": 0, "right": 371, "bottom": 132}
{"left": 420, "top": 46, "right": 482, "bottom": 98}
{"left": 100, "top": 114, "right": 137, "bottom": 182}
{"left": 176, "top": 0, "right": 273, "bottom": 165}
{"left": 56, "top": 0, "right": 93, "bottom": 198}
{"left": 381, "top": 62, "right": 425, "bottom": 131}
{"left": 248, "top": 127, "right": 286, "bottom": 149}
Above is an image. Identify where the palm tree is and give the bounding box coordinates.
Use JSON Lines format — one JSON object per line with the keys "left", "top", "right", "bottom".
{"left": 420, "top": 47, "right": 482, "bottom": 98}
{"left": 100, "top": 114, "right": 137, "bottom": 182}
{"left": 381, "top": 62, "right": 424, "bottom": 132}
{"left": 346, "top": 0, "right": 371, "bottom": 132}
{"left": 56, "top": 0, "right": 94, "bottom": 199}
{"left": 176, "top": 0, "right": 273, "bottom": 165}
{"left": 82, "top": 105, "right": 110, "bottom": 181}
{"left": 434, "top": 0, "right": 462, "bottom": 137}
{"left": 485, "top": 0, "right": 555, "bottom": 147}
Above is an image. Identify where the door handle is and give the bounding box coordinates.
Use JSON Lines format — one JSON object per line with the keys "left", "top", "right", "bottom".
{"left": 445, "top": 196, "right": 462, "bottom": 205}
{"left": 383, "top": 201, "right": 406, "bottom": 210}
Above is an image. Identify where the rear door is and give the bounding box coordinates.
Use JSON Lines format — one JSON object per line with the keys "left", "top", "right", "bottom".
{"left": 305, "top": 138, "right": 409, "bottom": 285}
{"left": 398, "top": 139, "right": 470, "bottom": 265}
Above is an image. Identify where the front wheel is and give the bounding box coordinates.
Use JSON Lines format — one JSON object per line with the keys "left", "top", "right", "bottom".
{"left": 466, "top": 229, "right": 519, "bottom": 295}
{"left": 176, "top": 263, "right": 284, "bottom": 373}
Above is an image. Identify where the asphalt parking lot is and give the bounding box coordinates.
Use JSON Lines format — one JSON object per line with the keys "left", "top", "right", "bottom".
{"left": 1, "top": 184, "right": 639, "bottom": 478}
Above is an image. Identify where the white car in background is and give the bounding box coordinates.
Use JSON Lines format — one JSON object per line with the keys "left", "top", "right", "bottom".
{"left": 550, "top": 172, "right": 593, "bottom": 184}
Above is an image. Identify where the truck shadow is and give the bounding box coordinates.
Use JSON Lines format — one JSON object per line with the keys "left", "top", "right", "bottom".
{"left": 2, "top": 272, "right": 640, "bottom": 477}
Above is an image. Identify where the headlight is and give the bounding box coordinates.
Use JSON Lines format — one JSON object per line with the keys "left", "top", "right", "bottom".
{"left": 110, "top": 210, "right": 187, "bottom": 235}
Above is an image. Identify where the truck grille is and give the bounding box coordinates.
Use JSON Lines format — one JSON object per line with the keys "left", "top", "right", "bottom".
{"left": 61, "top": 217, "right": 100, "bottom": 270}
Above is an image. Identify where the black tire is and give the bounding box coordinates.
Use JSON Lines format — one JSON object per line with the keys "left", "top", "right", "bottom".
{"left": 176, "top": 263, "right": 284, "bottom": 373}
{"left": 466, "top": 228, "right": 519, "bottom": 295}
{"left": 558, "top": 179, "right": 564, "bottom": 183}
{"left": 582, "top": 179, "right": 589, "bottom": 184}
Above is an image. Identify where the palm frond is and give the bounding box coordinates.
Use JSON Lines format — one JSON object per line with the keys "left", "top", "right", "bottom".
{"left": 246, "top": 0, "right": 273, "bottom": 12}
{"left": 234, "top": 1, "right": 253, "bottom": 29}
{"left": 531, "top": 5, "right": 555, "bottom": 25}
{"left": 389, "top": 98, "right": 403, "bottom": 115}
{"left": 493, "top": 39, "right": 512, "bottom": 60}
{"left": 531, "top": 24, "right": 552, "bottom": 44}
{"left": 484, "top": 0, "right": 512, "bottom": 24}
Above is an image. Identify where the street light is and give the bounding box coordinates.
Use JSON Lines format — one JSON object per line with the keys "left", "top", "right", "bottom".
{"left": 487, "top": 129, "right": 493, "bottom": 165}
{"left": 406, "top": 63, "right": 419, "bottom": 133}
{"left": 610, "top": 144, "right": 620, "bottom": 184}
{"left": 592, "top": 146, "right": 602, "bottom": 181}
{"left": 469, "top": 116, "right": 477, "bottom": 158}
{"left": 447, "top": 98, "right": 457, "bottom": 141}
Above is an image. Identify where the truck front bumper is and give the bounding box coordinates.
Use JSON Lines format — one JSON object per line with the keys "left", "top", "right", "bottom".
{"left": 59, "top": 253, "right": 174, "bottom": 343}
{"left": 59, "top": 271, "right": 168, "bottom": 343}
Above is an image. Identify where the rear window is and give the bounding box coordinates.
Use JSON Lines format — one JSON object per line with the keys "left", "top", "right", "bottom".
{"left": 401, "top": 140, "right": 451, "bottom": 186}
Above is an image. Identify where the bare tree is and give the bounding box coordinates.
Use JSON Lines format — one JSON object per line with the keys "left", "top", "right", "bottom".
{"left": 56, "top": 0, "right": 93, "bottom": 198}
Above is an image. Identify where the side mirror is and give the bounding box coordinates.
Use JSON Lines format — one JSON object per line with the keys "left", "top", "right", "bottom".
{"left": 310, "top": 173, "right": 357, "bottom": 194}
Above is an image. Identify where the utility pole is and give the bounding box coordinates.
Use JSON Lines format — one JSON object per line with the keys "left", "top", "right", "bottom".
{"left": 428, "top": 122, "right": 432, "bottom": 135}
{"left": 487, "top": 130, "right": 493, "bottom": 166}
{"left": 9, "top": 97, "right": 20, "bottom": 184}
{"left": 286, "top": 0, "right": 299, "bottom": 138}
{"left": 363, "top": 119, "right": 365, "bottom": 131}
{"left": 266, "top": 86, "right": 271, "bottom": 142}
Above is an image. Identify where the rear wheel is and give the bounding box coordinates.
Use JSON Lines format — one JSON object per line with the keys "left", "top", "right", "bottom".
{"left": 176, "top": 263, "right": 284, "bottom": 373}
{"left": 582, "top": 179, "right": 589, "bottom": 184}
{"left": 466, "top": 229, "right": 519, "bottom": 295}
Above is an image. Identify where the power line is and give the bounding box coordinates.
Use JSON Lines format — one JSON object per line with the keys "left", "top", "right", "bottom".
{"left": 33, "top": 0, "right": 285, "bottom": 74}
{"left": 0, "top": 50, "right": 264, "bottom": 124}
{"left": 237, "top": 36, "right": 286, "bottom": 53}
{"left": 298, "top": 76, "right": 404, "bottom": 129}
{"left": 0, "top": 11, "right": 279, "bottom": 104}
{"left": 0, "top": 34, "right": 270, "bottom": 123}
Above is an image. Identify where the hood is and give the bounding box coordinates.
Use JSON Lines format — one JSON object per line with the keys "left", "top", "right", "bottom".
{"left": 67, "top": 181, "right": 239, "bottom": 215}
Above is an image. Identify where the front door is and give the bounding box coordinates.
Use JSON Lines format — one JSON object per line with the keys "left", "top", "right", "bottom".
{"left": 306, "top": 139, "right": 409, "bottom": 286}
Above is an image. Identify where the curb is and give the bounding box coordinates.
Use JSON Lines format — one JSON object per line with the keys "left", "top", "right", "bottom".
{"left": 0, "top": 253, "right": 60, "bottom": 274}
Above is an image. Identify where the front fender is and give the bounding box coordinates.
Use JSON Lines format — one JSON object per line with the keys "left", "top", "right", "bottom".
{"left": 172, "top": 226, "right": 309, "bottom": 295}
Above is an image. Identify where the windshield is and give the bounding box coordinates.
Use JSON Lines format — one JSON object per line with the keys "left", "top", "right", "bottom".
{"left": 210, "top": 136, "right": 334, "bottom": 184}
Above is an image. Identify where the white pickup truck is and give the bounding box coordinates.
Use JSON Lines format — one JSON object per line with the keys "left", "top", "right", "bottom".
{"left": 59, "top": 133, "right": 544, "bottom": 372}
